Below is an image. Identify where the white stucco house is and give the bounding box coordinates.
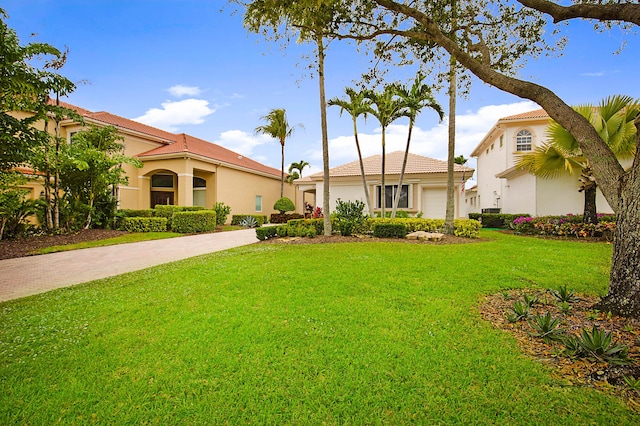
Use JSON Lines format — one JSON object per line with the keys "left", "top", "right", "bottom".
{"left": 470, "top": 109, "right": 615, "bottom": 216}
{"left": 293, "top": 151, "right": 474, "bottom": 218}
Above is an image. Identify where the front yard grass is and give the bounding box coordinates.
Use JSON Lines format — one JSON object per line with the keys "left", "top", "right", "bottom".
{"left": 1, "top": 231, "right": 637, "bottom": 424}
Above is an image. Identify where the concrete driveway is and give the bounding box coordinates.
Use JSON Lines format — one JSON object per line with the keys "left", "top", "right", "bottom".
{"left": 0, "top": 228, "right": 259, "bottom": 302}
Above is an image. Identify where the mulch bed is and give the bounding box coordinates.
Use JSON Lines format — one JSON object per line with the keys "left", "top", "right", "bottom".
{"left": 0, "top": 229, "right": 128, "bottom": 260}
{"left": 479, "top": 289, "right": 640, "bottom": 410}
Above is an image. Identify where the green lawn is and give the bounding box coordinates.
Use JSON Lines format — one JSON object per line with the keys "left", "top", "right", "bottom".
{"left": 1, "top": 231, "right": 637, "bottom": 424}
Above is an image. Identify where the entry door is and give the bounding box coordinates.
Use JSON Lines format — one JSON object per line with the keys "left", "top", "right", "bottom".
{"left": 151, "top": 191, "right": 174, "bottom": 207}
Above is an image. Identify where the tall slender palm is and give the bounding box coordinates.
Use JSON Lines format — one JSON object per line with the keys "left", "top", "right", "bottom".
{"left": 391, "top": 74, "right": 444, "bottom": 218}
{"left": 366, "top": 85, "right": 407, "bottom": 217}
{"left": 328, "top": 87, "right": 374, "bottom": 216}
{"left": 255, "top": 108, "right": 301, "bottom": 198}
{"left": 517, "top": 95, "right": 639, "bottom": 224}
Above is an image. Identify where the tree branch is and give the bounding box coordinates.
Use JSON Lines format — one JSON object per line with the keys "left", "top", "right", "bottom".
{"left": 370, "top": 0, "right": 625, "bottom": 211}
{"left": 517, "top": 0, "right": 640, "bottom": 26}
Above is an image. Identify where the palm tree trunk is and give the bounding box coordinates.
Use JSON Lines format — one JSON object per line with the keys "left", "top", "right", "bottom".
{"left": 316, "top": 35, "right": 331, "bottom": 236}
{"left": 353, "top": 120, "right": 373, "bottom": 217}
{"left": 582, "top": 186, "right": 598, "bottom": 224}
{"left": 280, "top": 141, "right": 285, "bottom": 198}
{"left": 381, "top": 126, "right": 386, "bottom": 217}
{"left": 444, "top": 55, "right": 457, "bottom": 234}
{"left": 391, "top": 122, "right": 413, "bottom": 218}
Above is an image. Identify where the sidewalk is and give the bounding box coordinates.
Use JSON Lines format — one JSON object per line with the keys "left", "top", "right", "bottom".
{"left": 0, "top": 228, "right": 259, "bottom": 302}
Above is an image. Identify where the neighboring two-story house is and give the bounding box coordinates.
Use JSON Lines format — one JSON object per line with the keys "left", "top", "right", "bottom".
{"left": 470, "top": 109, "right": 615, "bottom": 216}
{"left": 17, "top": 101, "right": 293, "bottom": 220}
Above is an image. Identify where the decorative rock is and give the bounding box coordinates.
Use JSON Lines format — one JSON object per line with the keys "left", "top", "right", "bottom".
{"left": 406, "top": 231, "right": 444, "bottom": 242}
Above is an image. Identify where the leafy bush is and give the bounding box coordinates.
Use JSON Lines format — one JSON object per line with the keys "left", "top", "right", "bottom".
{"left": 171, "top": 210, "right": 217, "bottom": 233}
{"left": 213, "top": 202, "right": 231, "bottom": 226}
{"left": 373, "top": 223, "right": 407, "bottom": 238}
{"left": 565, "top": 325, "right": 630, "bottom": 365}
{"left": 231, "top": 215, "right": 267, "bottom": 226}
{"left": 273, "top": 197, "right": 295, "bottom": 213}
{"left": 335, "top": 199, "right": 366, "bottom": 236}
{"left": 117, "top": 209, "right": 155, "bottom": 218}
{"left": 120, "top": 217, "right": 167, "bottom": 232}
{"left": 153, "top": 205, "right": 205, "bottom": 230}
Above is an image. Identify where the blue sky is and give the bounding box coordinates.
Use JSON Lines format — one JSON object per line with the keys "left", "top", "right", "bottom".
{"left": 4, "top": 0, "right": 639, "bottom": 180}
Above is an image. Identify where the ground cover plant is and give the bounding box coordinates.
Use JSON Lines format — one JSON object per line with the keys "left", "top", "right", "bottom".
{"left": 1, "top": 231, "right": 639, "bottom": 423}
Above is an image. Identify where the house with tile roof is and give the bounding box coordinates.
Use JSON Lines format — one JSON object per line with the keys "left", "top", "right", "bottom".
{"left": 18, "top": 101, "right": 294, "bottom": 221}
{"left": 470, "top": 109, "right": 615, "bottom": 216}
{"left": 294, "top": 151, "right": 474, "bottom": 218}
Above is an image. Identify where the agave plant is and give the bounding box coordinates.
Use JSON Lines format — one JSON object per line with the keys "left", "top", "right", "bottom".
{"left": 527, "top": 312, "right": 565, "bottom": 343}
{"left": 239, "top": 216, "right": 258, "bottom": 228}
{"left": 569, "top": 325, "right": 630, "bottom": 365}
{"left": 506, "top": 301, "right": 531, "bottom": 323}
{"left": 549, "top": 284, "right": 579, "bottom": 303}
{"left": 523, "top": 294, "right": 541, "bottom": 308}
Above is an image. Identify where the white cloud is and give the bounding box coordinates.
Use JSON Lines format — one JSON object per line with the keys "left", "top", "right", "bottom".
{"left": 311, "top": 101, "right": 537, "bottom": 168}
{"left": 213, "top": 129, "right": 273, "bottom": 157}
{"left": 581, "top": 72, "right": 604, "bottom": 77}
{"left": 167, "top": 85, "right": 201, "bottom": 97}
{"left": 134, "top": 99, "right": 215, "bottom": 132}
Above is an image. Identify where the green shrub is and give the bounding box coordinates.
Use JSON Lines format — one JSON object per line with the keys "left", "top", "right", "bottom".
{"left": 231, "top": 215, "right": 267, "bottom": 226}
{"left": 453, "top": 219, "right": 481, "bottom": 238}
{"left": 273, "top": 197, "right": 295, "bottom": 213}
{"left": 513, "top": 215, "right": 616, "bottom": 239}
{"left": 373, "top": 223, "right": 407, "bottom": 238}
{"left": 468, "top": 212, "right": 481, "bottom": 221}
{"left": 256, "top": 226, "right": 277, "bottom": 241}
{"left": 213, "top": 202, "right": 231, "bottom": 225}
{"left": 120, "top": 217, "right": 167, "bottom": 232}
{"left": 117, "top": 209, "right": 155, "bottom": 218}
{"left": 480, "top": 213, "right": 530, "bottom": 229}
{"left": 171, "top": 210, "right": 217, "bottom": 233}
{"left": 335, "top": 199, "right": 366, "bottom": 236}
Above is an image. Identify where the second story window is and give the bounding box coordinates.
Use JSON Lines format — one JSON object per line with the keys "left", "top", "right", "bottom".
{"left": 516, "top": 129, "right": 533, "bottom": 152}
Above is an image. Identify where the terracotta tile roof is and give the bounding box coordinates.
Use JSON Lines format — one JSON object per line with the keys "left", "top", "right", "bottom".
{"left": 51, "top": 100, "right": 281, "bottom": 178}
{"left": 310, "top": 151, "right": 474, "bottom": 178}
{"left": 139, "top": 133, "right": 283, "bottom": 178}
{"left": 500, "top": 109, "right": 548, "bottom": 121}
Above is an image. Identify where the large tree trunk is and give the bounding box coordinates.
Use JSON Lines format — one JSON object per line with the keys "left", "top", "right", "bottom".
{"left": 280, "top": 142, "right": 285, "bottom": 199}
{"left": 316, "top": 35, "right": 332, "bottom": 236}
{"left": 595, "top": 170, "right": 640, "bottom": 317}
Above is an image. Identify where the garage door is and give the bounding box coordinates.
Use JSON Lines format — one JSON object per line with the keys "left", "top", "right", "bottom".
{"left": 421, "top": 188, "right": 447, "bottom": 219}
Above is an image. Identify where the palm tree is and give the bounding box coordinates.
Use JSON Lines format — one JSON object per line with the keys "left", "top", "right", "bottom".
{"left": 286, "top": 160, "right": 309, "bottom": 184}
{"left": 516, "top": 95, "right": 639, "bottom": 224}
{"left": 366, "top": 85, "right": 406, "bottom": 217}
{"left": 255, "top": 108, "right": 301, "bottom": 198}
{"left": 328, "top": 88, "right": 374, "bottom": 216}
{"left": 391, "top": 74, "right": 444, "bottom": 218}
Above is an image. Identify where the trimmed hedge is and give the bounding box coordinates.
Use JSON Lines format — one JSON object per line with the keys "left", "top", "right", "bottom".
{"left": 171, "top": 210, "right": 217, "bottom": 233}
{"left": 354, "top": 218, "right": 481, "bottom": 238}
{"left": 468, "top": 213, "right": 530, "bottom": 229}
{"left": 120, "top": 217, "right": 167, "bottom": 232}
{"left": 231, "top": 215, "right": 268, "bottom": 226}
{"left": 373, "top": 223, "right": 408, "bottom": 238}
{"left": 512, "top": 215, "right": 616, "bottom": 239}
{"left": 255, "top": 223, "right": 317, "bottom": 241}
{"left": 117, "top": 209, "right": 155, "bottom": 218}
{"left": 270, "top": 213, "right": 304, "bottom": 224}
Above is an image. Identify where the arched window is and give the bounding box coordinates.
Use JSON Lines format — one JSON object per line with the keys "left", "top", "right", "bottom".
{"left": 516, "top": 129, "right": 533, "bottom": 151}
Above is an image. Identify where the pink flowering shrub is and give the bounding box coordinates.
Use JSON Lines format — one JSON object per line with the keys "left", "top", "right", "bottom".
{"left": 512, "top": 214, "right": 616, "bottom": 240}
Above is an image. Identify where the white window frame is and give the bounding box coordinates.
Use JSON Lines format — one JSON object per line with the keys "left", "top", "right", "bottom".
{"left": 515, "top": 129, "right": 533, "bottom": 152}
